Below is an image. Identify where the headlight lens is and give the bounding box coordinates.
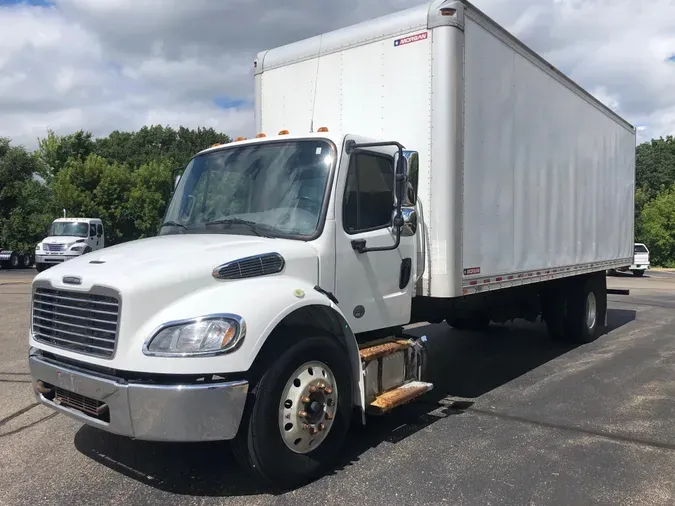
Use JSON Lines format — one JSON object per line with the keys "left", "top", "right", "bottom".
{"left": 70, "top": 245, "right": 84, "bottom": 251}
{"left": 144, "top": 316, "right": 245, "bottom": 356}
{"left": 35, "top": 244, "right": 41, "bottom": 251}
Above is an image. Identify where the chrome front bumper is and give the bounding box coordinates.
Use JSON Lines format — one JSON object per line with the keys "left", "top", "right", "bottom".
{"left": 29, "top": 353, "right": 249, "bottom": 442}
{"left": 35, "top": 253, "right": 79, "bottom": 263}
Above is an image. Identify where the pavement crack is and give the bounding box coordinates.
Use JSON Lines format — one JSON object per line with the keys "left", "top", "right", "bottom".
{"left": 0, "top": 403, "right": 38, "bottom": 427}
{"left": 465, "top": 406, "right": 675, "bottom": 451}
{"left": 0, "top": 379, "right": 31, "bottom": 384}
{"left": 0, "top": 412, "right": 58, "bottom": 438}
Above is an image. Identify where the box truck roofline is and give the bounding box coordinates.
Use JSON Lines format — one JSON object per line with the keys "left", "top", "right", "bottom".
{"left": 255, "top": 0, "right": 634, "bottom": 134}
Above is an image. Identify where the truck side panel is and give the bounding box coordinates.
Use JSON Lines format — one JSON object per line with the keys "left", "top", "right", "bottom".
{"left": 460, "top": 16, "right": 635, "bottom": 290}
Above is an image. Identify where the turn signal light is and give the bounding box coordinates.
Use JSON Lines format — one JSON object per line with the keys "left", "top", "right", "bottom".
{"left": 278, "top": 129, "right": 289, "bottom": 135}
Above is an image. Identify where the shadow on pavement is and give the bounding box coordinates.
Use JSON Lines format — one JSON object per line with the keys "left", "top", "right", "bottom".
{"left": 73, "top": 309, "right": 636, "bottom": 496}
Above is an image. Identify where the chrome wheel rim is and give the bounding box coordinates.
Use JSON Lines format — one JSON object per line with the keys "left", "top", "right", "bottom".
{"left": 585, "top": 291, "right": 597, "bottom": 330}
{"left": 278, "top": 360, "right": 338, "bottom": 454}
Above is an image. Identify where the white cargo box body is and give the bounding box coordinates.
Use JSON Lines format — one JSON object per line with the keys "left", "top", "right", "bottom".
{"left": 255, "top": 0, "right": 636, "bottom": 299}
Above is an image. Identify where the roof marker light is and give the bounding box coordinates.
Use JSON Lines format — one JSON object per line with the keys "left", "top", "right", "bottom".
{"left": 317, "top": 127, "right": 329, "bottom": 132}
{"left": 256, "top": 133, "right": 267, "bottom": 138}
{"left": 234, "top": 136, "right": 247, "bottom": 142}
{"left": 278, "top": 129, "right": 290, "bottom": 135}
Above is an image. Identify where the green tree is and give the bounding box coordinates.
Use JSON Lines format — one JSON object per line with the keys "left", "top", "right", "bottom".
{"left": 36, "top": 129, "right": 94, "bottom": 178}
{"left": 126, "top": 159, "right": 174, "bottom": 238}
{"left": 635, "top": 136, "right": 675, "bottom": 199}
{"left": 639, "top": 186, "right": 675, "bottom": 267}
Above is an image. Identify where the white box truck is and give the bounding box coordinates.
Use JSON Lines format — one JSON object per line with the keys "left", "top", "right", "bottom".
{"left": 28, "top": 0, "right": 635, "bottom": 488}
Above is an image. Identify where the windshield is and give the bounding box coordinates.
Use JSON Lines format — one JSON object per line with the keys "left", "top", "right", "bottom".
{"left": 49, "top": 222, "right": 89, "bottom": 238}
{"left": 161, "top": 139, "right": 335, "bottom": 238}
{"left": 634, "top": 244, "right": 648, "bottom": 253}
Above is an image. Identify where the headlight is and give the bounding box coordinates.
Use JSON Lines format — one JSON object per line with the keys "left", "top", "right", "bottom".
{"left": 70, "top": 245, "right": 84, "bottom": 252}
{"left": 35, "top": 244, "right": 41, "bottom": 251}
{"left": 143, "top": 315, "right": 245, "bottom": 357}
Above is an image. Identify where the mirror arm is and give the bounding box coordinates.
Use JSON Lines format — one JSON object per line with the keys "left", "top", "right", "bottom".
{"left": 348, "top": 140, "right": 407, "bottom": 254}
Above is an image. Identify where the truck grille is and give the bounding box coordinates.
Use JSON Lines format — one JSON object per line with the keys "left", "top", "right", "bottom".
{"left": 32, "top": 287, "right": 120, "bottom": 358}
{"left": 43, "top": 243, "right": 66, "bottom": 252}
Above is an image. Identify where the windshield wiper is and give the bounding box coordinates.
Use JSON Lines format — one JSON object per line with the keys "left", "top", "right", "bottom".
{"left": 160, "top": 221, "right": 188, "bottom": 232}
{"left": 204, "top": 218, "right": 267, "bottom": 237}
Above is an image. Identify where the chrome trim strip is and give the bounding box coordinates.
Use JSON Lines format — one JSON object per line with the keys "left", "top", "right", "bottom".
{"left": 29, "top": 353, "right": 249, "bottom": 442}
{"left": 142, "top": 313, "right": 246, "bottom": 357}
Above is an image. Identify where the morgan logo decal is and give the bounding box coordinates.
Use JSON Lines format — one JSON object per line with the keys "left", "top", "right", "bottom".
{"left": 62, "top": 276, "right": 82, "bottom": 285}
{"left": 463, "top": 267, "right": 481, "bottom": 276}
{"left": 394, "top": 31, "right": 428, "bottom": 47}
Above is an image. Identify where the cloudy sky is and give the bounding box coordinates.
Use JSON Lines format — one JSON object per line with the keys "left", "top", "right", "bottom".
{"left": 0, "top": 0, "right": 673, "bottom": 149}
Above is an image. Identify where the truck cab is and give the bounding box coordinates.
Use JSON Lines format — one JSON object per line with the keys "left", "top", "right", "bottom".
{"left": 35, "top": 218, "right": 105, "bottom": 272}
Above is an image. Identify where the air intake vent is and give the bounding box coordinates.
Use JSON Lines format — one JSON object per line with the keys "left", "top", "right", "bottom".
{"left": 213, "top": 253, "right": 285, "bottom": 280}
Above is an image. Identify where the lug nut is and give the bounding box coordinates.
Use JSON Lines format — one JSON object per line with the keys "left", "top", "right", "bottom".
{"left": 325, "top": 412, "right": 333, "bottom": 420}
{"left": 324, "top": 387, "right": 333, "bottom": 394}
{"left": 309, "top": 385, "right": 318, "bottom": 393}
{"left": 310, "top": 426, "right": 319, "bottom": 435}
{"left": 318, "top": 382, "right": 326, "bottom": 390}
{"left": 302, "top": 423, "right": 311, "bottom": 430}
{"left": 301, "top": 396, "right": 310, "bottom": 403}
{"left": 298, "top": 410, "right": 308, "bottom": 418}
{"left": 327, "top": 398, "right": 335, "bottom": 406}
{"left": 318, "top": 423, "right": 326, "bottom": 431}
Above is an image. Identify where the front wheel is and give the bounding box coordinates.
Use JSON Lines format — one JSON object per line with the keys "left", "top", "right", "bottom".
{"left": 232, "top": 334, "right": 353, "bottom": 489}
{"left": 35, "top": 263, "right": 48, "bottom": 273}
{"left": 632, "top": 270, "right": 645, "bottom": 277}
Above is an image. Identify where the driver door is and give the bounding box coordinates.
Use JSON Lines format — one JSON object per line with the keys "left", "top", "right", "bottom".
{"left": 334, "top": 140, "right": 417, "bottom": 334}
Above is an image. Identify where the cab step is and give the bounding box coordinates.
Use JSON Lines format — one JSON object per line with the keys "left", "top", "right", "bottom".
{"left": 367, "top": 381, "right": 434, "bottom": 415}
{"left": 359, "top": 338, "right": 410, "bottom": 362}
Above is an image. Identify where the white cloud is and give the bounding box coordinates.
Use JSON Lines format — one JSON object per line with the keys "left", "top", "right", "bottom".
{"left": 0, "top": 0, "right": 673, "bottom": 149}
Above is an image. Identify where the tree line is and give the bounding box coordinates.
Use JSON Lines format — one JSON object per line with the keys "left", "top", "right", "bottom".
{"left": 1, "top": 128, "right": 674, "bottom": 265}
{"left": 0, "top": 126, "right": 230, "bottom": 252}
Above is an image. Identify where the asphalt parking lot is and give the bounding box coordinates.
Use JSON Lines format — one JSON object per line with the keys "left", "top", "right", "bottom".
{"left": 2, "top": 269, "right": 675, "bottom": 505}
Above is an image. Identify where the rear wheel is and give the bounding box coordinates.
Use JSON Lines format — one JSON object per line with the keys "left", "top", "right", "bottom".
{"left": 632, "top": 270, "right": 645, "bottom": 277}
{"left": 8, "top": 252, "right": 19, "bottom": 269}
{"left": 232, "top": 334, "right": 353, "bottom": 489}
{"left": 545, "top": 274, "right": 606, "bottom": 344}
{"left": 21, "top": 254, "right": 32, "bottom": 268}
{"left": 35, "top": 263, "right": 48, "bottom": 273}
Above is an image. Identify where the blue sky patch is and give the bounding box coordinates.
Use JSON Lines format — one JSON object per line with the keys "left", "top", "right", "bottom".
{"left": 213, "top": 97, "right": 249, "bottom": 109}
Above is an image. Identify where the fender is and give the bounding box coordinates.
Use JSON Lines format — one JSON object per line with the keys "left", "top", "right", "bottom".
{"left": 97, "top": 275, "right": 366, "bottom": 411}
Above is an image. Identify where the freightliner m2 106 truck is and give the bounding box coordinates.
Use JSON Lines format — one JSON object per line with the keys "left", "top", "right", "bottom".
{"left": 28, "top": 0, "right": 635, "bottom": 488}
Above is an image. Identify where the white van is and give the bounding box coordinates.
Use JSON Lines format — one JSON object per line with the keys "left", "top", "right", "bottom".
{"left": 35, "top": 218, "right": 105, "bottom": 272}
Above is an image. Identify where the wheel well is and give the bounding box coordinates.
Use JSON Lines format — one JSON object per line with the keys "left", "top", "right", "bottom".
{"left": 246, "top": 305, "right": 363, "bottom": 408}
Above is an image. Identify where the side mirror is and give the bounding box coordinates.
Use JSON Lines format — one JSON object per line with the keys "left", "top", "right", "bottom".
{"left": 402, "top": 150, "right": 419, "bottom": 207}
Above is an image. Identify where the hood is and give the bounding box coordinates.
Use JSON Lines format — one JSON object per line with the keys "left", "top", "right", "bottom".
{"left": 41, "top": 236, "right": 86, "bottom": 245}
{"left": 35, "top": 233, "right": 320, "bottom": 296}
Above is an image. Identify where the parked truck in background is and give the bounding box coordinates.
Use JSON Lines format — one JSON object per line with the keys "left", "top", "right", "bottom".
{"left": 34, "top": 218, "right": 105, "bottom": 272}
{"left": 0, "top": 247, "right": 34, "bottom": 270}
{"left": 28, "top": 0, "right": 636, "bottom": 488}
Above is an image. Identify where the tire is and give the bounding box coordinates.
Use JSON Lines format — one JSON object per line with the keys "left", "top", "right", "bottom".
{"left": 232, "top": 334, "right": 353, "bottom": 489}
{"left": 8, "top": 252, "right": 19, "bottom": 269}
{"left": 544, "top": 274, "right": 606, "bottom": 344}
{"left": 632, "top": 270, "right": 644, "bottom": 277}
{"left": 563, "top": 274, "right": 606, "bottom": 344}
{"left": 21, "top": 254, "right": 31, "bottom": 269}
{"left": 83, "top": 246, "right": 92, "bottom": 254}
{"left": 446, "top": 313, "right": 490, "bottom": 331}
{"left": 35, "top": 263, "right": 48, "bottom": 273}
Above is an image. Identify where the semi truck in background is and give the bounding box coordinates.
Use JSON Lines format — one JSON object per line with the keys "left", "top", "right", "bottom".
{"left": 28, "top": 0, "right": 635, "bottom": 489}
{"left": 34, "top": 217, "right": 105, "bottom": 272}
{"left": 0, "top": 247, "right": 34, "bottom": 270}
